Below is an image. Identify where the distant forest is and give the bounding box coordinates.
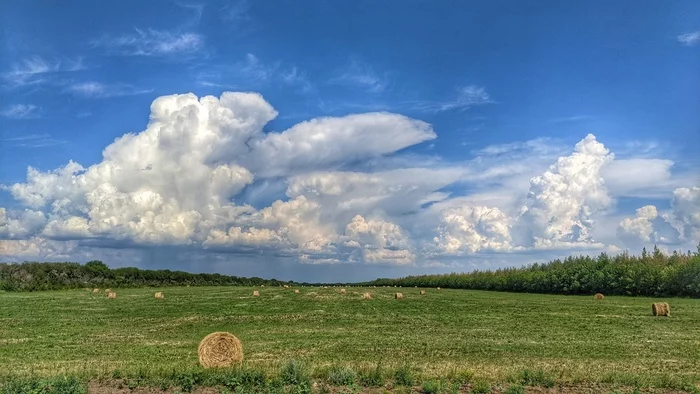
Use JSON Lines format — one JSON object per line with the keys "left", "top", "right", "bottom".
{"left": 2, "top": 245, "right": 700, "bottom": 296}
{"left": 0, "top": 261, "right": 291, "bottom": 291}
{"left": 368, "top": 245, "right": 700, "bottom": 298}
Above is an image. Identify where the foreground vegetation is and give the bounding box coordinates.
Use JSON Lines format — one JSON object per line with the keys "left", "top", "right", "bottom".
{"left": 370, "top": 246, "right": 700, "bottom": 298}
{"left": 1, "top": 286, "right": 699, "bottom": 392}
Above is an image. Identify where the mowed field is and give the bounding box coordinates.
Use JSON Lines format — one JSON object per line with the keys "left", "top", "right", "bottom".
{"left": 1, "top": 286, "right": 699, "bottom": 390}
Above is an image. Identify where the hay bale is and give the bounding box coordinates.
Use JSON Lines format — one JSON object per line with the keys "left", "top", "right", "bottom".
{"left": 363, "top": 292, "right": 372, "bottom": 300}
{"left": 107, "top": 292, "right": 116, "bottom": 299}
{"left": 92, "top": 288, "right": 100, "bottom": 294}
{"left": 104, "top": 288, "right": 111, "bottom": 293}
{"left": 594, "top": 293, "right": 604, "bottom": 300}
{"left": 154, "top": 292, "right": 164, "bottom": 299}
{"left": 294, "top": 289, "right": 300, "bottom": 294}
{"left": 420, "top": 290, "right": 426, "bottom": 295}
{"left": 261, "top": 285, "right": 264, "bottom": 287}
{"left": 253, "top": 290, "right": 260, "bottom": 297}
{"left": 340, "top": 288, "right": 346, "bottom": 294}
{"left": 395, "top": 292, "right": 404, "bottom": 299}
{"left": 652, "top": 302, "right": 671, "bottom": 317}
{"left": 197, "top": 332, "right": 243, "bottom": 368}
{"left": 283, "top": 285, "right": 289, "bottom": 288}
{"left": 436, "top": 287, "right": 441, "bottom": 291}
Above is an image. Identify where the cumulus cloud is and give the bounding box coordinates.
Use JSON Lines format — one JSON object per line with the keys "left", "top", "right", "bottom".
{"left": 1, "top": 91, "right": 697, "bottom": 267}
{"left": 516, "top": 134, "right": 614, "bottom": 248}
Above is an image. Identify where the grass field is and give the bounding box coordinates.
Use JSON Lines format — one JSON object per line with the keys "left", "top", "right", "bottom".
{"left": 1, "top": 286, "right": 699, "bottom": 392}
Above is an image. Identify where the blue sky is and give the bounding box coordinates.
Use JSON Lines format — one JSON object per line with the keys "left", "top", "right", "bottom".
{"left": 1, "top": 0, "right": 699, "bottom": 281}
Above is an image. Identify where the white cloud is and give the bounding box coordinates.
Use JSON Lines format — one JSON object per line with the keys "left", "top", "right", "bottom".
{"left": 677, "top": 31, "right": 700, "bottom": 46}
{"left": 329, "top": 59, "right": 387, "bottom": 93}
{"left": 1, "top": 91, "right": 697, "bottom": 267}
{"left": 92, "top": 29, "right": 204, "bottom": 56}
{"left": 0, "top": 134, "right": 67, "bottom": 148}
{"left": 197, "top": 54, "right": 312, "bottom": 92}
{"left": 2, "top": 56, "right": 85, "bottom": 88}
{"left": 68, "top": 82, "right": 153, "bottom": 98}
{"left": 406, "top": 85, "right": 494, "bottom": 113}
{"left": 0, "top": 104, "right": 40, "bottom": 119}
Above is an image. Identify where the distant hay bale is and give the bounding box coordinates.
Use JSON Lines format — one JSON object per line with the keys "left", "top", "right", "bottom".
{"left": 253, "top": 291, "right": 260, "bottom": 297}
{"left": 340, "top": 288, "right": 346, "bottom": 294}
{"left": 395, "top": 292, "right": 404, "bottom": 299}
{"left": 294, "top": 289, "right": 300, "bottom": 294}
{"left": 197, "top": 332, "right": 243, "bottom": 368}
{"left": 92, "top": 288, "right": 100, "bottom": 294}
{"left": 261, "top": 285, "right": 264, "bottom": 287}
{"left": 420, "top": 290, "right": 426, "bottom": 295}
{"left": 436, "top": 287, "right": 441, "bottom": 291}
{"left": 363, "top": 292, "right": 372, "bottom": 300}
{"left": 107, "top": 292, "right": 116, "bottom": 299}
{"left": 104, "top": 288, "right": 111, "bottom": 293}
{"left": 284, "top": 285, "right": 289, "bottom": 288}
{"left": 594, "top": 293, "right": 604, "bottom": 300}
{"left": 154, "top": 292, "right": 164, "bottom": 299}
{"left": 652, "top": 302, "right": 671, "bottom": 317}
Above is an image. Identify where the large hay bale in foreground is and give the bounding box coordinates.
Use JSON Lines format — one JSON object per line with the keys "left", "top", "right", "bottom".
{"left": 363, "top": 292, "right": 372, "bottom": 300}
{"left": 652, "top": 302, "right": 671, "bottom": 317}
{"left": 92, "top": 288, "right": 100, "bottom": 294}
{"left": 340, "top": 288, "right": 346, "bottom": 294}
{"left": 420, "top": 290, "right": 426, "bottom": 295}
{"left": 395, "top": 292, "right": 404, "bottom": 299}
{"left": 253, "top": 290, "right": 260, "bottom": 297}
{"left": 198, "top": 332, "right": 243, "bottom": 368}
{"left": 594, "top": 293, "right": 604, "bottom": 300}
{"left": 107, "top": 292, "right": 117, "bottom": 299}
{"left": 154, "top": 292, "right": 164, "bottom": 299}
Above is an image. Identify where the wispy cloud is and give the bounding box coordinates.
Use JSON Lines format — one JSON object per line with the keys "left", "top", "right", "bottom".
{"left": 1, "top": 56, "right": 85, "bottom": 88}
{"left": 329, "top": 59, "right": 388, "bottom": 93}
{"left": 677, "top": 30, "right": 700, "bottom": 46}
{"left": 91, "top": 29, "right": 204, "bottom": 56}
{"left": 0, "top": 133, "right": 67, "bottom": 148}
{"left": 548, "top": 115, "right": 594, "bottom": 124}
{"left": 0, "top": 104, "right": 40, "bottom": 119}
{"left": 196, "top": 54, "right": 313, "bottom": 92}
{"left": 405, "top": 85, "right": 493, "bottom": 113}
{"left": 68, "top": 82, "right": 153, "bottom": 98}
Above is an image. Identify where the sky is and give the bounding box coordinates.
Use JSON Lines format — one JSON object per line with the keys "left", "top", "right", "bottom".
{"left": 0, "top": 0, "right": 699, "bottom": 282}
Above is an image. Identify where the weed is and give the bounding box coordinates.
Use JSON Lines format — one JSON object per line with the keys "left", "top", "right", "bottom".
{"left": 358, "top": 364, "right": 383, "bottom": 387}
{"left": 281, "top": 360, "right": 310, "bottom": 387}
{"left": 518, "top": 369, "right": 555, "bottom": 388}
{"left": 328, "top": 366, "right": 356, "bottom": 386}
{"left": 394, "top": 365, "right": 414, "bottom": 387}
{"left": 504, "top": 384, "right": 525, "bottom": 394}
{"left": 471, "top": 379, "right": 491, "bottom": 394}
{"left": 421, "top": 379, "right": 442, "bottom": 394}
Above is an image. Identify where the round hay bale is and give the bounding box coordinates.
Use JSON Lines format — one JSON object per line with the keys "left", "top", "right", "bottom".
{"left": 395, "top": 292, "right": 404, "bottom": 299}
{"left": 436, "top": 287, "right": 441, "bottom": 291}
{"left": 652, "top": 302, "right": 671, "bottom": 317}
{"left": 92, "top": 288, "right": 100, "bottom": 294}
{"left": 340, "top": 288, "right": 346, "bottom": 294}
{"left": 420, "top": 290, "right": 426, "bottom": 295}
{"left": 594, "top": 293, "right": 604, "bottom": 300}
{"left": 283, "top": 285, "right": 289, "bottom": 288}
{"left": 260, "top": 285, "right": 264, "bottom": 287}
{"left": 104, "top": 288, "right": 111, "bottom": 293}
{"left": 363, "top": 292, "right": 372, "bottom": 300}
{"left": 154, "top": 292, "right": 164, "bottom": 299}
{"left": 197, "top": 332, "right": 243, "bottom": 368}
{"left": 107, "top": 292, "right": 117, "bottom": 299}
{"left": 294, "top": 289, "right": 300, "bottom": 294}
{"left": 253, "top": 290, "right": 260, "bottom": 297}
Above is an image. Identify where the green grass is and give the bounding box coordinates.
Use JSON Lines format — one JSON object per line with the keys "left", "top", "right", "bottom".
{"left": 1, "top": 286, "right": 699, "bottom": 391}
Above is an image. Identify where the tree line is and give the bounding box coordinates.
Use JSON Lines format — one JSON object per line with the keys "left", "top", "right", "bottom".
{"left": 0, "top": 260, "right": 289, "bottom": 291}
{"left": 367, "top": 246, "right": 700, "bottom": 298}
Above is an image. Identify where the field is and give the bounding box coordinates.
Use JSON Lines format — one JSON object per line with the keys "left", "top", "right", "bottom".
{"left": 1, "top": 286, "right": 699, "bottom": 393}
